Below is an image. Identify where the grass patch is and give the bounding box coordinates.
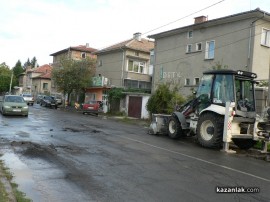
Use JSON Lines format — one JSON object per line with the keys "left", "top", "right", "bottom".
{"left": 254, "top": 140, "right": 270, "bottom": 152}
{"left": 0, "top": 180, "right": 9, "bottom": 202}
{"left": 0, "top": 160, "right": 32, "bottom": 202}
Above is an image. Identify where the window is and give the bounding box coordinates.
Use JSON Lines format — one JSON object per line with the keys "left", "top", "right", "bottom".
{"left": 196, "top": 43, "right": 202, "bottom": 51}
{"left": 124, "top": 79, "right": 151, "bottom": 90}
{"left": 205, "top": 40, "right": 215, "bottom": 59}
{"left": 150, "top": 50, "right": 155, "bottom": 65}
{"left": 43, "top": 83, "right": 48, "bottom": 90}
{"left": 128, "top": 60, "right": 146, "bottom": 73}
{"left": 98, "top": 60, "right": 103, "bottom": 67}
{"left": 194, "top": 77, "right": 200, "bottom": 85}
{"left": 213, "top": 75, "right": 234, "bottom": 105}
{"left": 187, "top": 31, "right": 193, "bottom": 38}
{"left": 81, "top": 52, "right": 86, "bottom": 59}
{"left": 186, "top": 44, "right": 192, "bottom": 53}
{"left": 135, "top": 51, "right": 139, "bottom": 56}
{"left": 185, "top": 78, "right": 190, "bottom": 86}
{"left": 261, "top": 28, "right": 270, "bottom": 47}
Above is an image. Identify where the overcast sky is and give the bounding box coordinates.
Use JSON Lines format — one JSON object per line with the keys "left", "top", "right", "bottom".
{"left": 0, "top": 0, "right": 269, "bottom": 68}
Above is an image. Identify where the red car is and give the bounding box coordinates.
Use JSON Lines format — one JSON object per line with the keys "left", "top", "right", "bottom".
{"left": 82, "top": 101, "right": 100, "bottom": 116}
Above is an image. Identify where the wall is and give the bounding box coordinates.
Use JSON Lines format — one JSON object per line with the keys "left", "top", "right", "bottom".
{"left": 96, "top": 51, "right": 124, "bottom": 87}
{"left": 152, "top": 18, "right": 253, "bottom": 97}
{"left": 252, "top": 19, "right": 270, "bottom": 80}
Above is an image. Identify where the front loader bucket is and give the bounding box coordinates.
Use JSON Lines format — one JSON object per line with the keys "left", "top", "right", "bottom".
{"left": 148, "top": 114, "right": 171, "bottom": 135}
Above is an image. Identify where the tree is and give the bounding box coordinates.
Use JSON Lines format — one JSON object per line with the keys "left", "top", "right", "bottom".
{"left": 211, "top": 61, "right": 228, "bottom": 70}
{"left": 31, "top": 56, "right": 38, "bottom": 68}
{"left": 146, "top": 83, "right": 185, "bottom": 115}
{"left": 0, "top": 63, "right": 14, "bottom": 93}
{"left": 23, "top": 58, "right": 31, "bottom": 69}
{"left": 12, "top": 60, "right": 24, "bottom": 86}
{"left": 52, "top": 57, "right": 96, "bottom": 105}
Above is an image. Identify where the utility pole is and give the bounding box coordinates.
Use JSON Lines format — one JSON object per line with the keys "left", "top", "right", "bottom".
{"left": 9, "top": 71, "right": 13, "bottom": 94}
{"left": 268, "top": 56, "right": 270, "bottom": 106}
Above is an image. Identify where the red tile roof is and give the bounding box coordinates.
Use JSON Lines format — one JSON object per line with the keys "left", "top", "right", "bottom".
{"left": 50, "top": 45, "right": 97, "bottom": 56}
{"left": 96, "top": 38, "right": 154, "bottom": 54}
{"left": 31, "top": 64, "right": 52, "bottom": 79}
{"left": 32, "top": 64, "right": 52, "bottom": 73}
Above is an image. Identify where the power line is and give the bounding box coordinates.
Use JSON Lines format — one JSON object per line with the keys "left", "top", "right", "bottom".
{"left": 95, "top": 21, "right": 268, "bottom": 72}
{"left": 142, "top": 0, "right": 226, "bottom": 36}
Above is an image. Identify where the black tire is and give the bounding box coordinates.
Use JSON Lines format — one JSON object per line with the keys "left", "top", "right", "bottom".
{"left": 167, "top": 116, "right": 182, "bottom": 139}
{"left": 232, "top": 139, "right": 257, "bottom": 150}
{"left": 197, "top": 112, "right": 224, "bottom": 149}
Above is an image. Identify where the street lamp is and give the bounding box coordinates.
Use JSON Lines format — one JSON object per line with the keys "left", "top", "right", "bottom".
{"left": 9, "top": 72, "right": 13, "bottom": 94}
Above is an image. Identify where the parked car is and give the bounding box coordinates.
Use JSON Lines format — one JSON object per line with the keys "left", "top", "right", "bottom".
{"left": 0, "top": 95, "right": 29, "bottom": 116}
{"left": 40, "top": 96, "right": 57, "bottom": 109}
{"left": 82, "top": 100, "right": 100, "bottom": 115}
{"left": 21, "top": 93, "right": 34, "bottom": 105}
{"left": 51, "top": 96, "right": 62, "bottom": 106}
{"left": 36, "top": 94, "right": 45, "bottom": 104}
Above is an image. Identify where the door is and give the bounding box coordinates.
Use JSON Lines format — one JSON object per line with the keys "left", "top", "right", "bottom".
{"left": 128, "top": 96, "right": 142, "bottom": 118}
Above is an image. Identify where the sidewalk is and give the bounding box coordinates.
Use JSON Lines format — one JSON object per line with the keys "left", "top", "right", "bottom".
{"left": 58, "top": 106, "right": 150, "bottom": 128}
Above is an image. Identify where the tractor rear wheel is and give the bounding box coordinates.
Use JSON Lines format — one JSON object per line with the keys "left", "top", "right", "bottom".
{"left": 197, "top": 112, "right": 224, "bottom": 149}
{"left": 167, "top": 116, "right": 182, "bottom": 139}
{"left": 232, "top": 139, "right": 257, "bottom": 150}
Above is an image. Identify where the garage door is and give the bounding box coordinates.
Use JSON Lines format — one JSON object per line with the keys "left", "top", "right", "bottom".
{"left": 128, "top": 96, "right": 142, "bottom": 118}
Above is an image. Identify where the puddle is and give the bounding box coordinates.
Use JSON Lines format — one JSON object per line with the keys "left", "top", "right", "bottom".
{"left": 0, "top": 153, "right": 41, "bottom": 201}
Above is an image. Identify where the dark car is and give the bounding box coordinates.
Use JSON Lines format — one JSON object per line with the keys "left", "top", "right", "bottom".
{"left": 40, "top": 96, "right": 57, "bottom": 108}
{"left": 82, "top": 100, "right": 100, "bottom": 115}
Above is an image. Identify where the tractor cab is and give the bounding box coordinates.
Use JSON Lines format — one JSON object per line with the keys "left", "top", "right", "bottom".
{"left": 196, "top": 70, "right": 257, "bottom": 118}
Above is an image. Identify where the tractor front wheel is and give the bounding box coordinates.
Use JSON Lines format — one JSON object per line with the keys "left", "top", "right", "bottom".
{"left": 197, "top": 112, "right": 224, "bottom": 149}
{"left": 167, "top": 116, "right": 182, "bottom": 139}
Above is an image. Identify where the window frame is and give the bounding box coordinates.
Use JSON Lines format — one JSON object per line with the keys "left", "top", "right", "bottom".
{"left": 187, "top": 31, "right": 193, "bottom": 38}
{"left": 43, "top": 83, "right": 48, "bottom": 90}
{"left": 194, "top": 77, "right": 200, "bottom": 85}
{"left": 81, "top": 52, "right": 86, "bottom": 59}
{"left": 186, "top": 44, "right": 192, "bottom": 53}
{"left": 261, "top": 28, "right": 270, "bottom": 47}
{"left": 185, "top": 78, "right": 190, "bottom": 86}
{"left": 196, "top": 42, "right": 202, "bottom": 51}
{"left": 205, "top": 40, "right": 215, "bottom": 59}
{"left": 127, "top": 59, "right": 146, "bottom": 74}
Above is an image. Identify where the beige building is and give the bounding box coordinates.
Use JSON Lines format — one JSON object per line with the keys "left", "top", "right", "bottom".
{"left": 149, "top": 8, "right": 270, "bottom": 97}
{"left": 18, "top": 64, "right": 52, "bottom": 98}
{"left": 93, "top": 33, "right": 154, "bottom": 118}
{"left": 50, "top": 43, "right": 97, "bottom": 65}
{"left": 50, "top": 44, "right": 97, "bottom": 102}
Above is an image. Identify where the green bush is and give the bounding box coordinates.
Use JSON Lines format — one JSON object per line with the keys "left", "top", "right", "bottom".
{"left": 146, "top": 84, "right": 185, "bottom": 115}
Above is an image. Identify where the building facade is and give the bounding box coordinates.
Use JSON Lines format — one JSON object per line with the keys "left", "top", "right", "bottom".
{"left": 149, "top": 8, "right": 270, "bottom": 97}
{"left": 92, "top": 33, "right": 154, "bottom": 118}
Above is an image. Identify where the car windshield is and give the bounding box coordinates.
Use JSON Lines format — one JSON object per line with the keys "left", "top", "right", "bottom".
{"left": 5, "top": 96, "right": 25, "bottom": 103}
{"left": 23, "top": 94, "right": 32, "bottom": 97}
{"left": 87, "top": 101, "right": 97, "bottom": 104}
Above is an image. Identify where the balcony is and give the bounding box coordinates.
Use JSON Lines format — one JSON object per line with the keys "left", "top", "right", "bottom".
{"left": 90, "top": 76, "right": 110, "bottom": 87}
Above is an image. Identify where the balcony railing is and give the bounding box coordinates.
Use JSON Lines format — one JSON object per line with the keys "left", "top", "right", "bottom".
{"left": 90, "top": 76, "right": 110, "bottom": 87}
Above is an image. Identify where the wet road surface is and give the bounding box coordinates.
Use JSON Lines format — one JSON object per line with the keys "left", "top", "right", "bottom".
{"left": 0, "top": 104, "right": 269, "bottom": 202}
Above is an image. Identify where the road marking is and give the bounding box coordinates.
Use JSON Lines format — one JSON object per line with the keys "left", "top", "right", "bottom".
{"left": 120, "top": 136, "right": 270, "bottom": 183}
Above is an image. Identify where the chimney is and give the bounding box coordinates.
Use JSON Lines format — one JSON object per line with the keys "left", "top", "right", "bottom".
{"left": 133, "top": 32, "right": 142, "bottom": 41}
{"left": 86, "top": 43, "right": 89, "bottom": 48}
{"left": 194, "top": 16, "right": 208, "bottom": 24}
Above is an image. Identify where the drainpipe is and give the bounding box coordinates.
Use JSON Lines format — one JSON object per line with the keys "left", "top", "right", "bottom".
{"left": 120, "top": 47, "right": 125, "bottom": 87}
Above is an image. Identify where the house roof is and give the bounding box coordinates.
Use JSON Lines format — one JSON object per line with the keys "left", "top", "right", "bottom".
{"left": 50, "top": 45, "right": 98, "bottom": 56}
{"left": 148, "top": 8, "right": 270, "bottom": 39}
{"left": 32, "top": 64, "right": 52, "bottom": 73}
{"left": 32, "top": 71, "right": 51, "bottom": 79}
{"left": 31, "top": 64, "right": 52, "bottom": 79}
{"left": 95, "top": 38, "right": 154, "bottom": 55}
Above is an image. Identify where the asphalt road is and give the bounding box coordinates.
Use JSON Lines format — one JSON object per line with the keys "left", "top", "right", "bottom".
{"left": 0, "top": 104, "right": 269, "bottom": 202}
